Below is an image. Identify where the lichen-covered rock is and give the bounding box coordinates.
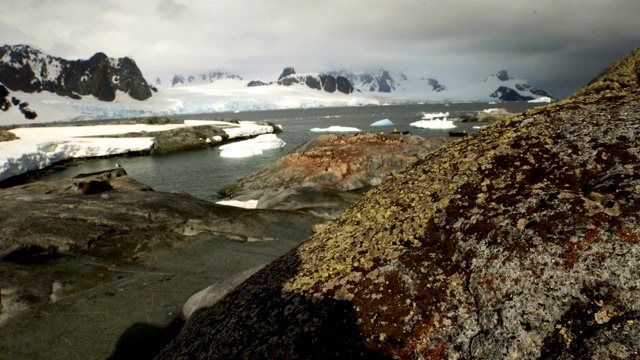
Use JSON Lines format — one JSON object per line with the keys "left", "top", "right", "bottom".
{"left": 157, "top": 48, "right": 640, "bottom": 359}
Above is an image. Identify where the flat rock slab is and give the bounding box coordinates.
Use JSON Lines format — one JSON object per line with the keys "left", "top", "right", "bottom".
{"left": 0, "top": 169, "right": 316, "bottom": 359}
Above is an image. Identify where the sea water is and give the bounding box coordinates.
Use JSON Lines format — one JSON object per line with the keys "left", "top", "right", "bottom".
{"left": 38, "top": 102, "right": 541, "bottom": 200}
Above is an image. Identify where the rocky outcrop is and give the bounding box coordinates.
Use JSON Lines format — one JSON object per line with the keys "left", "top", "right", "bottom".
{"left": 221, "top": 133, "right": 450, "bottom": 219}
{"left": 0, "top": 168, "right": 317, "bottom": 359}
{"left": 157, "top": 48, "right": 640, "bottom": 358}
{"left": 0, "top": 44, "right": 152, "bottom": 101}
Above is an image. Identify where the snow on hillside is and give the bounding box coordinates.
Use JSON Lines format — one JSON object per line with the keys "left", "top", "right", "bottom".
{"left": 0, "top": 79, "right": 380, "bottom": 126}
{"left": 1, "top": 70, "right": 554, "bottom": 126}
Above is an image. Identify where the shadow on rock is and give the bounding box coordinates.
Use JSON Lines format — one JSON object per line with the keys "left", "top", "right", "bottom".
{"left": 107, "top": 317, "right": 184, "bottom": 360}
{"left": 156, "top": 250, "right": 389, "bottom": 359}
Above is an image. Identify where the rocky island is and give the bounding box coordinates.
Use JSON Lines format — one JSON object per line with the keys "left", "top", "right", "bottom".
{"left": 155, "top": 48, "right": 640, "bottom": 359}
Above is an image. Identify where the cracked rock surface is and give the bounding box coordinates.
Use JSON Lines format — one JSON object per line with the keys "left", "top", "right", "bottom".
{"left": 157, "top": 49, "right": 640, "bottom": 359}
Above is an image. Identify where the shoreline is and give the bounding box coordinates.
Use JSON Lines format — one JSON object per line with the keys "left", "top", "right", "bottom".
{"left": 0, "top": 118, "right": 282, "bottom": 188}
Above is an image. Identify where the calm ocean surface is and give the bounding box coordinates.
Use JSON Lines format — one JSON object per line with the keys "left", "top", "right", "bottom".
{"left": 39, "top": 102, "right": 541, "bottom": 201}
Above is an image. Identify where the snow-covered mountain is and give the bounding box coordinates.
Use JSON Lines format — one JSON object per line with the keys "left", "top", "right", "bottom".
{"left": 0, "top": 44, "right": 556, "bottom": 126}
{"left": 0, "top": 44, "right": 152, "bottom": 102}
{"left": 157, "top": 71, "right": 243, "bottom": 87}
{"left": 327, "top": 69, "right": 447, "bottom": 94}
{"left": 437, "top": 70, "right": 555, "bottom": 103}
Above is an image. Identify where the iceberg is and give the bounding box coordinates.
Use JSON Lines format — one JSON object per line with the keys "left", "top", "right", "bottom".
{"left": 310, "top": 126, "right": 361, "bottom": 132}
{"left": 409, "top": 112, "right": 456, "bottom": 129}
{"left": 218, "top": 133, "right": 286, "bottom": 158}
{"left": 371, "top": 119, "right": 394, "bottom": 127}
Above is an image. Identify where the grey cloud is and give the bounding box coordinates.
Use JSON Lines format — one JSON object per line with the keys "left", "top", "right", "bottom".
{"left": 157, "top": 0, "right": 189, "bottom": 21}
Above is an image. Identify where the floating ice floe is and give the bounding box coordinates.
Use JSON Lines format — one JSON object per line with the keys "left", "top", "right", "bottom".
{"left": 371, "top": 119, "right": 394, "bottom": 127}
{"left": 218, "top": 133, "right": 286, "bottom": 158}
{"left": 310, "top": 126, "right": 361, "bottom": 132}
{"left": 410, "top": 112, "right": 456, "bottom": 129}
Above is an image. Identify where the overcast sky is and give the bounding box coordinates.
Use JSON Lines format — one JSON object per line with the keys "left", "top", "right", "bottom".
{"left": 1, "top": 0, "right": 638, "bottom": 98}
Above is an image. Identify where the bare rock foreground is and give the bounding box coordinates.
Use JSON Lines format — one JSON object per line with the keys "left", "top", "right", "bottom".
{"left": 157, "top": 49, "right": 640, "bottom": 359}
{"left": 0, "top": 130, "right": 445, "bottom": 357}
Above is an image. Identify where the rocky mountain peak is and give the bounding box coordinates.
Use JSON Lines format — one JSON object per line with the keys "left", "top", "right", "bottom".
{"left": 0, "top": 44, "right": 152, "bottom": 102}
{"left": 278, "top": 66, "right": 296, "bottom": 81}
{"left": 495, "top": 69, "right": 511, "bottom": 81}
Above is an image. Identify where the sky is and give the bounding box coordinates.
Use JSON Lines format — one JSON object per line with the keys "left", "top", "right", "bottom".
{"left": 0, "top": 0, "right": 638, "bottom": 98}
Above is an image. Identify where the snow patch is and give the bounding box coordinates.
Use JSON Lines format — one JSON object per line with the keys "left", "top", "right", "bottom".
{"left": 215, "top": 199, "right": 259, "bottom": 209}
{"left": 310, "top": 126, "right": 361, "bottom": 132}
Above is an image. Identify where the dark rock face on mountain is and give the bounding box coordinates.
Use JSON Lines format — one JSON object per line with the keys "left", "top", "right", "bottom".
{"left": 329, "top": 69, "right": 397, "bottom": 93}
{"left": 157, "top": 48, "right": 640, "bottom": 359}
{"left": 277, "top": 67, "right": 354, "bottom": 94}
{"left": 495, "top": 69, "right": 511, "bottom": 81}
{"left": 490, "top": 85, "right": 535, "bottom": 101}
{"left": 0, "top": 84, "right": 37, "bottom": 120}
{"left": 246, "top": 80, "right": 269, "bottom": 87}
{"left": 278, "top": 66, "right": 297, "bottom": 81}
{"left": 329, "top": 69, "right": 448, "bottom": 94}
{"left": 427, "top": 78, "right": 446, "bottom": 92}
{"left": 0, "top": 44, "right": 152, "bottom": 101}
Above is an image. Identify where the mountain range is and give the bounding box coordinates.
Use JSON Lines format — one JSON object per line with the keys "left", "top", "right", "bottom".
{"left": 0, "top": 44, "right": 556, "bottom": 123}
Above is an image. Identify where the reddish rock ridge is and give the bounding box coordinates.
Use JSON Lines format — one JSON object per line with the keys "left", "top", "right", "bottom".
{"left": 223, "top": 132, "right": 449, "bottom": 195}
{"left": 157, "top": 48, "right": 640, "bottom": 359}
